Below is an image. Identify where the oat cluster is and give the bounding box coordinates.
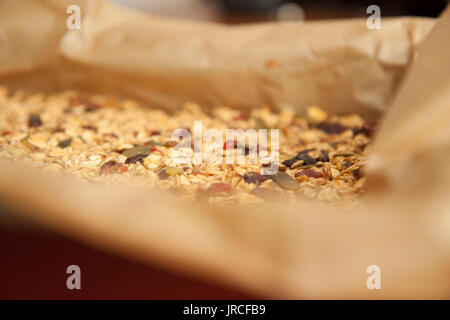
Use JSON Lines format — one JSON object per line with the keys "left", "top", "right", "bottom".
{"left": 0, "top": 87, "right": 373, "bottom": 206}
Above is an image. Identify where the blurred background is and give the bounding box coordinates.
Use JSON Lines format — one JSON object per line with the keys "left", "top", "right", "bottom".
{"left": 111, "top": 0, "right": 448, "bottom": 22}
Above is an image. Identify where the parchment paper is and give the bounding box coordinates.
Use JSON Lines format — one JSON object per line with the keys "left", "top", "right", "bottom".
{"left": 0, "top": 0, "right": 448, "bottom": 298}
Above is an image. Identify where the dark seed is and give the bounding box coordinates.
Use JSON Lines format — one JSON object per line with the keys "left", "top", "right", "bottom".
{"left": 282, "top": 158, "right": 298, "bottom": 168}
{"left": 295, "top": 149, "right": 317, "bottom": 165}
{"left": 85, "top": 102, "right": 101, "bottom": 112}
{"left": 28, "top": 114, "right": 42, "bottom": 128}
{"left": 58, "top": 138, "right": 72, "bottom": 148}
{"left": 125, "top": 153, "right": 148, "bottom": 164}
{"left": 316, "top": 122, "right": 347, "bottom": 134}
{"left": 318, "top": 150, "right": 330, "bottom": 162}
{"left": 344, "top": 161, "right": 353, "bottom": 168}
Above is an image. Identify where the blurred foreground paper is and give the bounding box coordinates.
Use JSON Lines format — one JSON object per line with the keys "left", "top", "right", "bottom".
{"left": 0, "top": 0, "right": 449, "bottom": 298}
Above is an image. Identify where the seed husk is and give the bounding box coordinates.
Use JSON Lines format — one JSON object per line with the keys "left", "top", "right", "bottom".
{"left": 58, "top": 138, "right": 72, "bottom": 148}
{"left": 121, "top": 145, "right": 150, "bottom": 158}
{"left": 272, "top": 171, "right": 298, "bottom": 190}
{"left": 21, "top": 137, "right": 39, "bottom": 151}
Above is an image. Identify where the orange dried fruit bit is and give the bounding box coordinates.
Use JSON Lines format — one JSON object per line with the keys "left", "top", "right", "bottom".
{"left": 265, "top": 59, "right": 277, "bottom": 68}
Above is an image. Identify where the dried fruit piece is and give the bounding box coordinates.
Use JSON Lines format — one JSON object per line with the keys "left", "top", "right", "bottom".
{"left": 58, "top": 138, "right": 72, "bottom": 149}
{"left": 100, "top": 161, "right": 126, "bottom": 175}
{"left": 295, "top": 169, "right": 324, "bottom": 179}
{"left": 121, "top": 146, "right": 150, "bottom": 159}
{"left": 81, "top": 125, "right": 97, "bottom": 132}
{"left": 28, "top": 114, "right": 42, "bottom": 128}
{"left": 149, "top": 130, "right": 161, "bottom": 136}
{"left": 166, "top": 167, "right": 184, "bottom": 176}
{"left": 272, "top": 171, "right": 298, "bottom": 190}
{"left": 206, "top": 183, "right": 233, "bottom": 196}
{"left": 352, "top": 169, "right": 364, "bottom": 179}
{"left": 316, "top": 122, "right": 347, "bottom": 134}
{"left": 243, "top": 172, "right": 270, "bottom": 186}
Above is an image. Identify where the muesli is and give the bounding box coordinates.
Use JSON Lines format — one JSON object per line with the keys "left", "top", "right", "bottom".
{"left": 0, "top": 86, "right": 374, "bottom": 206}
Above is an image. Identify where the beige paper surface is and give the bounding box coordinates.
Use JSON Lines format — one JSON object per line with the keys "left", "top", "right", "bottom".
{"left": 0, "top": 0, "right": 449, "bottom": 298}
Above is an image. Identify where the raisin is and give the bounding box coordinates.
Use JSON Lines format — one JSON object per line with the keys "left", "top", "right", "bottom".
{"left": 316, "top": 122, "right": 347, "bottom": 134}
{"left": 352, "top": 169, "right": 364, "bottom": 179}
{"left": 28, "top": 114, "right": 42, "bottom": 128}
{"left": 295, "top": 169, "right": 324, "bottom": 178}
{"left": 243, "top": 172, "right": 270, "bottom": 185}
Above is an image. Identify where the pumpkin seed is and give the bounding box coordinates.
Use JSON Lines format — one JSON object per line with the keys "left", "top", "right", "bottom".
{"left": 166, "top": 167, "right": 184, "bottom": 176}
{"left": 272, "top": 171, "right": 298, "bottom": 190}
{"left": 121, "top": 145, "right": 150, "bottom": 158}
{"left": 58, "top": 138, "right": 72, "bottom": 148}
{"left": 125, "top": 153, "right": 148, "bottom": 164}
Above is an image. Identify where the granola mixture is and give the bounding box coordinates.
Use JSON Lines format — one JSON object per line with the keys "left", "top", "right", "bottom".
{"left": 0, "top": 86, "right": 374, "bottom": 206}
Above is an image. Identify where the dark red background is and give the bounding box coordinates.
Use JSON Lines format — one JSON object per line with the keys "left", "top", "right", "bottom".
{"left": 0, "top": 223, "right": 256, "bottom": 299}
